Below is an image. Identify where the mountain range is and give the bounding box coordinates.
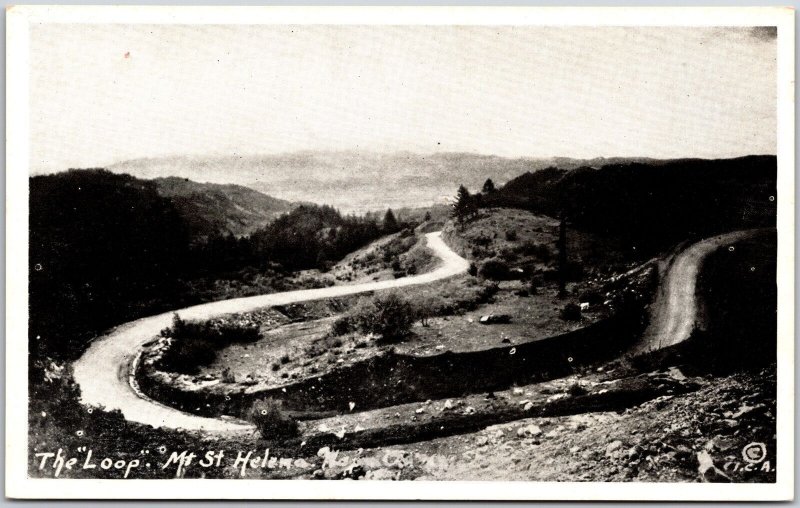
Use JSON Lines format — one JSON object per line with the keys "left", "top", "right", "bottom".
{"left": 108, "top": 152, "right": 663, "bottom": 214}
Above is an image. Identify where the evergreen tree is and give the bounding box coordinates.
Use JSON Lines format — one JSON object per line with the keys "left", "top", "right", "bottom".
{"left": 452, "top": 185, "right": 472, "bottom": 224}
{"left": 482, "top": 178, "right": 495, "bottom": 193}
{"left": 424, "top": 210, "right": 432, "bottom": 222}
{"left": 383, "top": 208, "right": 399, "bottom": 233}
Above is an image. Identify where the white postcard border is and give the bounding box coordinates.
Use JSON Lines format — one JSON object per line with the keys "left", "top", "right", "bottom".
{"left": 5, "top": 5, "right": 795, "bottom": 500}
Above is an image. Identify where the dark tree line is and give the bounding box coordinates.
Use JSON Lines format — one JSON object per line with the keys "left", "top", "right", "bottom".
{"left": 249, "top": 205, "right": 386, "bottom": 270}
{"left": 191, "top": 205, "right": 406, "bottom": 273}
{"left": 477, "top": 156, "right": 777, "bottom": 255}
{"left": 29, "top": 169, "right": 408, "bottom": 360}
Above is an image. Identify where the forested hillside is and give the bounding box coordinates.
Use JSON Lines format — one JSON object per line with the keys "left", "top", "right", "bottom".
{"left": 30, "top": 170, "right": 191, "bottom": 359}
{"left": 29, "top": 169, "right": 404, "bottom": 360}
{"left": 478, "top": 155, "right": 777, "bottom": 254}
{"left": 153, "top": 177, "right": 294, "bottom": 240}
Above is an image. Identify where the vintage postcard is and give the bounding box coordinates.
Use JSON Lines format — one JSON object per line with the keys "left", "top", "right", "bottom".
{"left": 5, "top": 5, "right": 794, "bottom": 500}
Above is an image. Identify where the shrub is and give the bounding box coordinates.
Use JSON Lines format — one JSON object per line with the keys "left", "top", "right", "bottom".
{"left": 505, "top": 229, "right": 518, "bottom": 241}
{"left": 157, "top": 336, "right": 216, "bottom": 374}
{"left": 215, "top": 322, "right": 261, "bottom": 343}
{"left": 518, "top": 241, "right": 552, "bottom": 263}
{"left": 349, "top": 292, "right": 416, "bottom": 341}
{"left": 468, "top": 263, "right": 478, "bottom": 276}
{"left": 473, "top": 235, "right": 492, "bottom": 247}
{"left": 279, "top": 354, "right": 291, "bottom": 364}
{"left": 305, "top": 343, "right": 324, "bottom": 357}
{"left": 156, "top": 314, "right": 262, "bottom": 374}
{"left": 471, "top": 245, "right": 494, "bottom": 259}
{"left": 416, "top": 295, "right": 445, "bottom": 326}
{"left": 528, "top": 274, "right": 543, "bottom": 295}
{"left": 399, "top": 245, "right": 435, "bottom": 276}
{"left": 478, "top": 258, "right": 510, "bottom": 280}
{"left": 498, "top": 246, "right": 519, "bottom": 263}
{"left": 567, "top": 382, "right": 588, "bottom": 396}
{"left": 560, "top": 303, "right": 582, "bottom": 321}
{"left": 330, "top": 315, "right": 356, "bottom": 336}
{"left": 248, "top": 398, "right": 299, "bottom": 439}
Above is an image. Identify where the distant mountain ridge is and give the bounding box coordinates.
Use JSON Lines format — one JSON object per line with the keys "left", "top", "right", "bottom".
{"left": 152, "top": 177, "right": 294, "bottom": 240}
{"left": 107, "top": 152, "right": 671, "bottom": 214}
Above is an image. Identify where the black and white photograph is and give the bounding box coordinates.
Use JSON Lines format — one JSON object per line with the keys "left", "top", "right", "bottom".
{"left": 5, "top": 5, "right": 795, "bottom": 500}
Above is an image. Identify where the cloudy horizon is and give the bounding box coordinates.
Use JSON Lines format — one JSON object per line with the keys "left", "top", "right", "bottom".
{"left": 30, "top": 25, "right": 777, "bottom": 174}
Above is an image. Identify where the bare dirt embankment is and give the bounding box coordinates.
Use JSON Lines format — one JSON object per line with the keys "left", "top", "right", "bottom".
{"left": 304, "top": 365, "right": 776, "bottom": 483}
{"left": 72, "top": 232, "right": 469, "bottom": 432}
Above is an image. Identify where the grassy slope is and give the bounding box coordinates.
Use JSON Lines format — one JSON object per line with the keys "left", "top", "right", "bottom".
{"left": 442, "top": 207, "right": 629, "bottom": 270}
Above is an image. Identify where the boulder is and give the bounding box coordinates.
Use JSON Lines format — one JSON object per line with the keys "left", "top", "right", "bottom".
{"left": 731, "top": 404, "right": 765, "bottom": 420}
{"left": 697, "top": 450, "right": 731, "bottom": 483}
{"left": 605, "top": 440, "right": 624, "bottom": 457}
{"left": 517, "top": 424, "right": 542, "bottom": 438}
{"left": 479, "top": 314, "right": 512, "bottom": 325}
{"left": 667, "top": 366, "right": 688, "bottom": 381}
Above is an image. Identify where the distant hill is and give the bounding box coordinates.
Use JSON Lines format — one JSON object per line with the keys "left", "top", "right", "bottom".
{"left": 152, "top": 177, "right": 294, "bottom": 240}
{"left": 483, "top": 155, "right": 777, "bottom": 254}
{"left": 107, "top": 152, "right": 662, "bottom": 214}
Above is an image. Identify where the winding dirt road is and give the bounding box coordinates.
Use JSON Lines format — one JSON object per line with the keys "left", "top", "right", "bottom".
{"left": 73, "top": 228, "right": 758, "bottom": 433}
{"left": 72, "top": 232, "right": 469, "bottom": 432}
{"left": 629, "top": 229, "right": 763, "bottom": 355}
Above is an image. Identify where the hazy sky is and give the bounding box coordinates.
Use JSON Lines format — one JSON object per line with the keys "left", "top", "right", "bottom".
{"left": 30, "top": 24, "right": 777, "bottom": 172}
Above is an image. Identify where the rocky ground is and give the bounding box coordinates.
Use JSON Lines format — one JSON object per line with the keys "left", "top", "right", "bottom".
{"left": 296, "top": 364, "right": 777, "bottom": 483}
